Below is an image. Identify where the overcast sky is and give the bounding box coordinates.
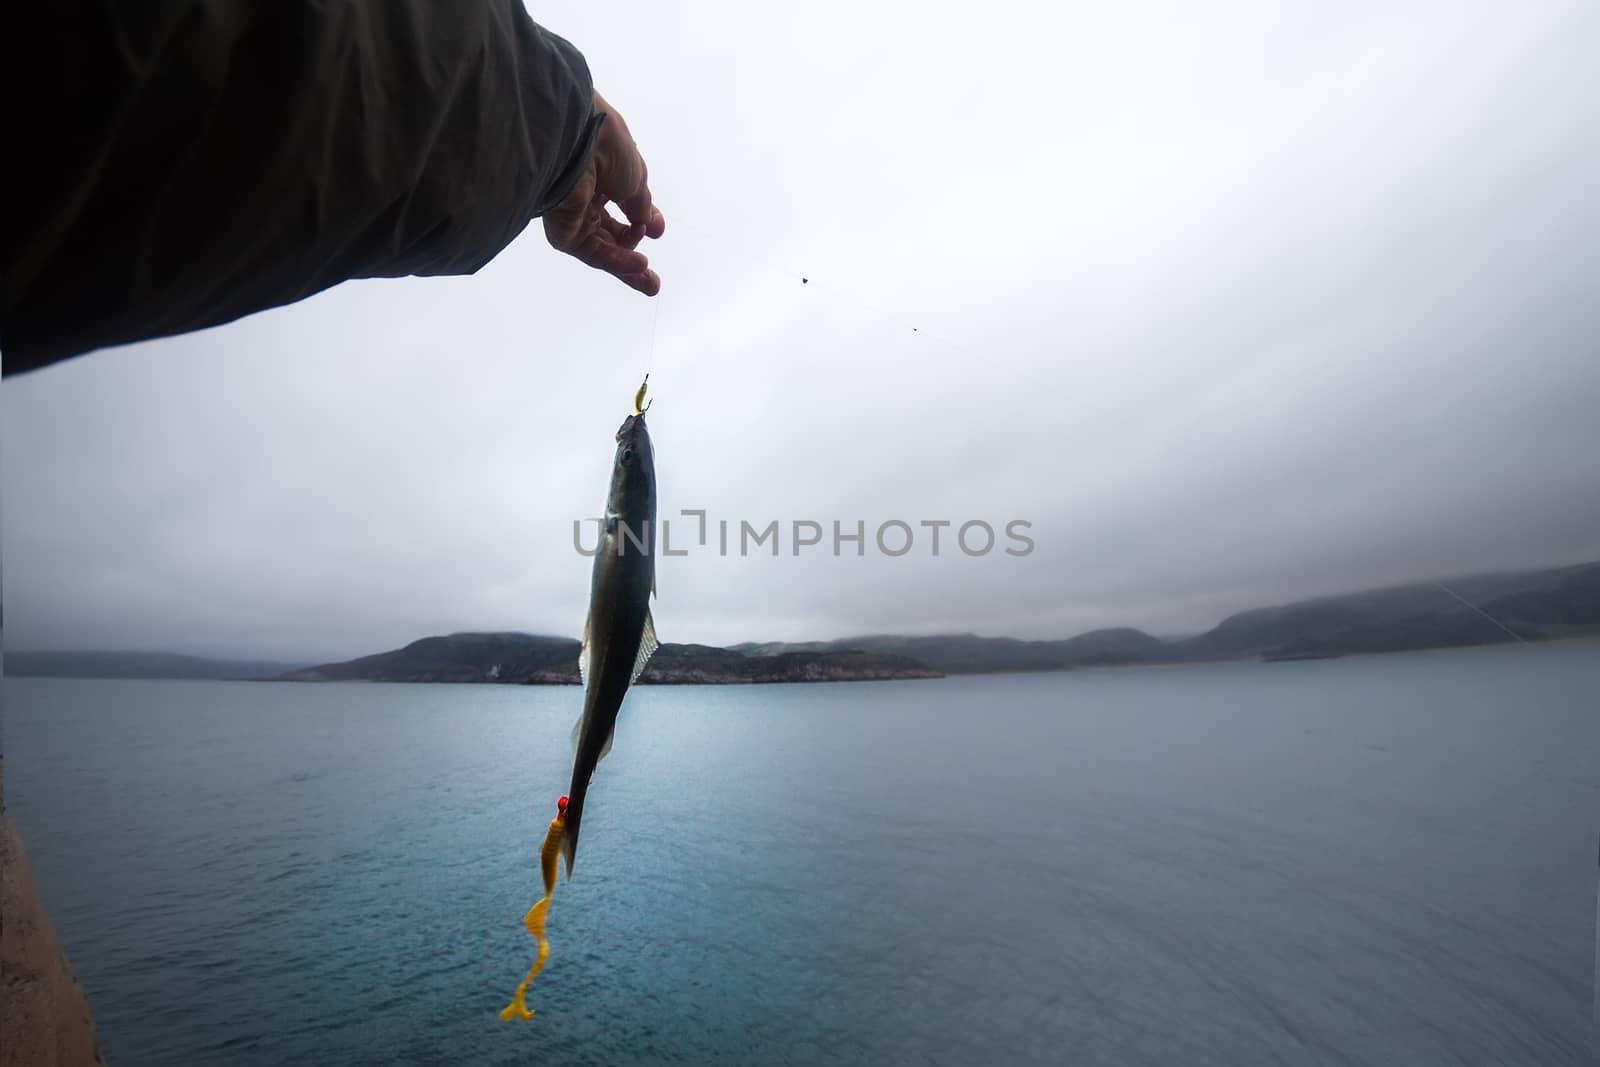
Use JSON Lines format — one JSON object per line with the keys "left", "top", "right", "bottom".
{"left": 3, "top": 1, "right": 1598, "bottom": 662}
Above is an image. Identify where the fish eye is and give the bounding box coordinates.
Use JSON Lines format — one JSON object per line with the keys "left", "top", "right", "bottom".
{"left": 620, "top": 447, "right": 634, "bottom": 465}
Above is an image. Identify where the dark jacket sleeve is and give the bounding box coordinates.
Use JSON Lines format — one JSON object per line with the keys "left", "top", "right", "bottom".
{"left": 0, "top": 0, "right": 600, "bottom": 375}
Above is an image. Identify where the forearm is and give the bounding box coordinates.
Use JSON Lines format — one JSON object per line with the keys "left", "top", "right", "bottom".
{"left": 0, "top": 0, "right": 600, "bottom": 374}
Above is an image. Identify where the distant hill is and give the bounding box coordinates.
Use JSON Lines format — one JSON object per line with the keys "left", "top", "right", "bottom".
{"left": 734, "top": 627, "right": 1168, "bottom": 674}
{"left": 273, "top": 633, "right": 580, "bottom": 683}
{"left": 5, "top": 650, "right": 308, "bottom": 681}
{"left": 272, "top": 632, "right": 941, "bottom": 685}
{"left": 15, "top": 560, "right": 1598, "bottom": 684}
{"left": 1180, "top": 561, "right": 1600, "bottom": 662}
{"left": 740, "top": 561, "right": 1600, "bottom": 671}
{"left": 1480, "top": 564, "right": 1600, "bottom": 632}
{"left": 640, "top": 644, "right": 940, "bottom": 684}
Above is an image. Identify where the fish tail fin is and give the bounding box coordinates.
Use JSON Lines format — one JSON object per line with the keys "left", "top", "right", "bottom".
{"left": 560, "top": 795, "right": 583, "bottom": 879}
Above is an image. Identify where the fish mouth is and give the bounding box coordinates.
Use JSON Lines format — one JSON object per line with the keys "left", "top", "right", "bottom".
{"left": 615, "top": 412, "right": 647, "bottom": 442}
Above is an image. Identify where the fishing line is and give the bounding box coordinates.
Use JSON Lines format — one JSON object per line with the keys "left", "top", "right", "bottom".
{"left": 647, "top": 281, "right": 663, "bottom": 367}
{"left": 1432, "top": 581, "right": 1526, "bottom": 643}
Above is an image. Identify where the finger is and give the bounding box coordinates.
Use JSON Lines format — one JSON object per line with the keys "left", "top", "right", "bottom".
{"left": 645, "top": 204, "right": 666, "bottom": 240}
{"left": 570, "top": 234, "right": 650, "bottom": 279}
{"left": 576, "top": 230, "right": 658, "bottom": 295}
{"left": 618, "top": 267, "right": 661, "bottom": 297}
{"left": 616, "top": 178, "right": 655, "bottom": 235}
{"left": 600, "top": 215, "right": 643, "bottom": 251}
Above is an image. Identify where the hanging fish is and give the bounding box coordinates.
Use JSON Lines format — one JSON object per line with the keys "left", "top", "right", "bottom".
{"left": 500, "top": 796, "right": 568, "bottom": 1020}
{"left": 564, "top": 383, "right": 658, "bottom": 877}
{"left": 498, "top": 383, "right": 659, "bottom": 1020}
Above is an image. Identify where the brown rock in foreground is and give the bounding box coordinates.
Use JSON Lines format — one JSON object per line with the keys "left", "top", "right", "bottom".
{"left": 0, "top": 758, "right": 106, "bottom": 1067}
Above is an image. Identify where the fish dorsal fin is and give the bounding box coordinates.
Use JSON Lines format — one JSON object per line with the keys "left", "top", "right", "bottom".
{"left": 570, "top": 712, "right": 583, "bottom": 750}
{"left": 631, "top": 609, "right": 659, "bottom": 684}
{"left": 578, "top": 616, "right": 591, "bottom": 687}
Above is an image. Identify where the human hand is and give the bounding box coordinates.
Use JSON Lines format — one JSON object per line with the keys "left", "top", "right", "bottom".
{"left": 543, "top": 90, "right": 665, "bottom": 295}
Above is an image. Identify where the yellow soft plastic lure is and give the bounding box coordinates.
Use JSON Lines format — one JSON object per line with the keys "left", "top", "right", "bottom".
{"left": 499, "top": 795, "right": 568, "bottom": 1020}
{"left": 633, "top": 374, "right": 650, "bottom": 416}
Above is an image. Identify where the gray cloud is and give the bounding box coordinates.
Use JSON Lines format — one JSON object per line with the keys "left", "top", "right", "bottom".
{"left": 4, "top": 0, "right": 1599, "bottom": 660}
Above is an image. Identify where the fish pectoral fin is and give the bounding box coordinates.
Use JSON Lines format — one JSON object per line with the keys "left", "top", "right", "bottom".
{"left": 631, "top": 609, "right": 660, "bottom": 684}
{"left": 572, "top": 712, "right": 616, "bottom": 765}
{"left": 578, "top": 617, "right": 591, "bottom": 687}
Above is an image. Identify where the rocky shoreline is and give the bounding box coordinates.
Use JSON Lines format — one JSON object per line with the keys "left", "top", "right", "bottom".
{"left": 270, "top": 633, "right": 942, "bottom": 685}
